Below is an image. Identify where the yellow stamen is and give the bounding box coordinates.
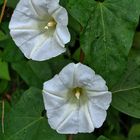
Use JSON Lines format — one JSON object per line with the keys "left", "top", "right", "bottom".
{"left": 44, "top": 20, "right": 56, "bottom": 29}
{"left": 75, "top": 88, "right": 81, "bottom": 100}
{"left": 47, "top": 21, "right": 56, "bottom": 27}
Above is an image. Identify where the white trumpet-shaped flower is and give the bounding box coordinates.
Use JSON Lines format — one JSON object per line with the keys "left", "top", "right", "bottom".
{"left": 43, "top": 63, "right": 112, "bottom": 134}
{"left": 9, "top": 0, "right": 70, "bottom": 61}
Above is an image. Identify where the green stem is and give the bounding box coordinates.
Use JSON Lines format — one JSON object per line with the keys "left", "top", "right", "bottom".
{"left": 112, "top": 85, "right": 140, "bottom": 93}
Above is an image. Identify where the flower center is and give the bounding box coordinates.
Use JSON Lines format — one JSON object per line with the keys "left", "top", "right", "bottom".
{"left": 44, "top": 19, "right": 57, "bottom": 29}
{"left": 73, "top": 87, "right": 82, "bottom": 100}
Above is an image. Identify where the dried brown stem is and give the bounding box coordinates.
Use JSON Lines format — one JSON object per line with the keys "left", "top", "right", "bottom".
{"left": 1, "top": 100, "right": 5, "bottom": 133}
{"left": 67, "top": 134, "right": 73, "bottom": 140}
{"left": 0, "top": 0, "right": 7, "bottom": 23}
{"left": 79, "top": 49, "right": 85, "bottom": 63}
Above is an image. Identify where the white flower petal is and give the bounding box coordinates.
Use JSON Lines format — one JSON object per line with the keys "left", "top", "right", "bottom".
{"left": 30, "top": 37, "right": 66, "bottom": 61}
{"left": 78, "top": 102, "right": 95, "bottom": 133}
{"left": 14, "top": 0, "right": 50, "bottom": 19}
{"left": 13, "top": 32, "right": 49, "bottom": 60}
{"left": 85, "top": 75, "right": 109, "bottom": 97}
{"left": 59, "top": 63, "right": 76, "bottom": 88}
{"left": 9, "top": 11, "right": 40, "bottom": 30}
{"left": 74, "top": 63, "right": 96, "bottom": 87}
{"left": 90, "top": 75, "right": 108, "bottom": 90}
{"left": 53, "top": 7, "right": 68, "bottom": 26}
{"left": 10, "top": 10, "right": 65, "bottom": 61}
{"left": 43, "top": 63, "right": 111, "bottom": 134}
{"left": 43, "top": 91, "right": 67, "bottom": 111}
{"left": 9, "top": 0, "right": 70, "bottom": 61}
{"left": 47, "top": 101, "right": 79, "bottom": 134}
{"left": 10, "top": 29, "right": 40, "bottom": 48}
{"left": 9, "top": 11, "right": 44, "bottom": 46}
{"left": 59, "top": 63, "right": 96, "bottom": 88}
{"left": 43, "top": 75, "right": 68, "bottom": 100}
{"left": 46, "top": 0, "right": 60, "bottom": 14}
{"left": 46, "top": 0, "right": 59, "bottom": 4}
{"left": 55, "top": 25, "right": 71, "bottom": 46}
{"left": 89, "top": 92, "right": 112, "bottom": 110}
{"left": 88, "top": 101, "right": 107, "bottom": 128}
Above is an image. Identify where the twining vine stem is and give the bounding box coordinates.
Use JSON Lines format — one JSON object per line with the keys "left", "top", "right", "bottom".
{"left": 0, "top": 0, "right": 7, "bottom": 133}
{"left": 0, "top": 0, "right": 7, "bottom": 134}
{"left": 80, "top": 49, "right": 85, "bottom": 63}
{"left": 67, "top": 134, "right": 73, "bottom": 140}
{"left": 1, "top": 100, "right": 5, "bottom": 133}
{"left": 0, "top": 0, "right": 7, "bottom": 23}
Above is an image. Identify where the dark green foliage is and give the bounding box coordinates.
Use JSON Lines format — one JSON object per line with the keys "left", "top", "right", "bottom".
{"left": 0, "top": 0, "right": 140, "bottom": 140}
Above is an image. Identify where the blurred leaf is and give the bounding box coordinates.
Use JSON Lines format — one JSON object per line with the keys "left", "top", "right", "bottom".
{"left": 73, "top": 133, "right": 96, "bottom": 140}
{"left": 11, "top": 89, "right": 24, "bottom": 106}
{"left": 0, "top": 0, "right": 4, "bottom": 5}
{"left": 12, "top": 60, "right": 52, "bottom": 88}
{"left": 0, "top": 23, "right": 24, "bottom": 62}
{"left": 3, "top": 87, "right": 65, "bottom": 140}
{"left": 72, "top": 48, "right": 81, "bottom": 62}
{"left": 0, "top": 22, "right": 10, "bottom": 34}
{"left": 2, "top": 39, "right": 24, "bottom": 62}
{"left": 28, "top": 60, "right": 52, "bottom": 81}
{"left": 68, "top": 15, "right": 82, "bottom": 33}
{"left": 110, "top": 135, "right": 126, "bottom": 140}
{"left": 7, "top": 0, "right": 19, "bottom": 8}
{"left": 12, "top": 61, "right": 43, "bottom": 88}
{"left": 67, "top": 0, "right": 140, "bottom": 87}
{"left": 106, "top": 107, "right": 120, "bottom": 134}
{"left": 112, "top": 49, "right": 140, "bottom": 118}
{"left": 0, "top": 60, "right": 10, "bottom": 80}
{"left": 0, "top": 31, "right": 7, "bottom": 41}
{"left": 133, "top": 32, "right": 140, "bottom": 49}
{"left": 49, "top": 56, "right": 72, "bottom": 75}
{"left": 0, "top": 80, "right": 8, "bottom": 94}
{"left": 129, "top": 124, "right": 140, "bottom": 140}
{"left": 97, "top": 135, "right": 109, "bottom": 140}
